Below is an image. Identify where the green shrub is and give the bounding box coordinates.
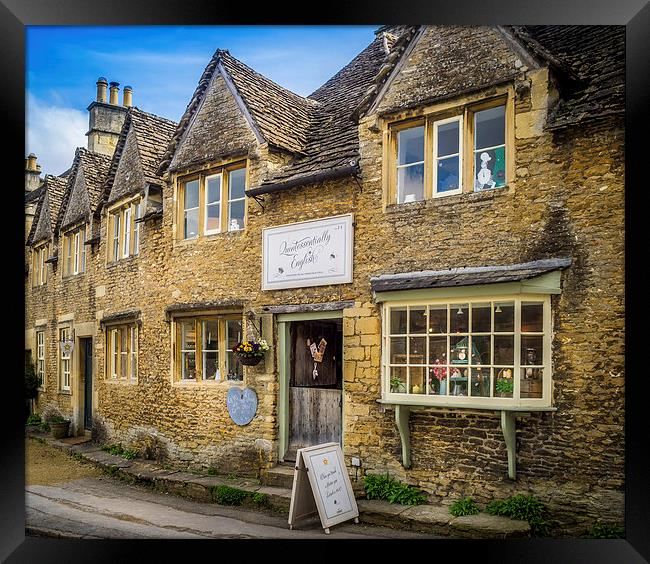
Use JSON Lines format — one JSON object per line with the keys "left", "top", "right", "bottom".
{"left": 449, "top": 497, "right": 480, "bottom": 517}
{"left": 207, "top": 467, "right": 218, "bottom": 476}
{"left": 363, "top": 473, "right": 427, "bottom": 506}
{"left": 102, "top": 443, "right": 137, "bottom": 460}
{"left": 251, "top": 492, "right": 269, "bottom": 507}
{"left": 213, "top": 485, "right": 249, "bottom": 505}
{"left": 48, "top": 415, "right": 68, "bottom": 424}
{"left": 26, "top": 413, "right": 42, "bottom": 426}
{"left": 486, "top": 494, "right": 548, "bottom": 535}
{"left": 39, "top": 421, "right": 50, "bottom": 432}
{"left": 590, "top": 521, "right": 624, "bottom": 538}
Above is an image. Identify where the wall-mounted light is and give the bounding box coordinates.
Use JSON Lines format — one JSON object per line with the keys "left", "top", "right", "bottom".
{"left": 456, "top": 307, "right": 464, "bottom": 315}
{"left": 495, "top": 305, "right": 502, "bottom": 313}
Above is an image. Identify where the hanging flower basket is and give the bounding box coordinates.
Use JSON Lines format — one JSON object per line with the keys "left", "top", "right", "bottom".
{"left": 237, "top": 355, "right": 263, "bottom": 366}
{"left": 233, "top": 339, "right": 270, "bottom": 367}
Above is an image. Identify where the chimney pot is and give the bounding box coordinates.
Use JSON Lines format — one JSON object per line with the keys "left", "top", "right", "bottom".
{"left": 123, "top": 85, "right": 133, "bottom": 107}
{"left": 96, "top": 76, "right": 108, "bottom": 102}
{"left": 109, "top": 81, "right": 120, "bottom": 105}
{"left": 26, "top": 153, "right": 38, "bottom": 172}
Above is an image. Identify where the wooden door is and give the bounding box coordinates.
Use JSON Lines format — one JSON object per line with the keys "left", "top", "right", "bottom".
{"left": 287, "top": 320, "right": 342, "bottom": 460}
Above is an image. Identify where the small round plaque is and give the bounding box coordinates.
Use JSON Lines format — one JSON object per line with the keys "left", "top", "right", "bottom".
{"left": 226, "top": 387, "right": 258, "bottom": 426}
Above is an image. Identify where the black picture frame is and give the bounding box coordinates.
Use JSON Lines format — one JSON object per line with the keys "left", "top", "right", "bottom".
{"left": 3, "top": 1, "right": 647, "bottom": 561}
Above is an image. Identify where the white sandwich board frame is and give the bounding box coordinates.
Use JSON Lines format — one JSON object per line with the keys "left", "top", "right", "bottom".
{"left": 287, "top": 442, "right": 359, "bottom": 534}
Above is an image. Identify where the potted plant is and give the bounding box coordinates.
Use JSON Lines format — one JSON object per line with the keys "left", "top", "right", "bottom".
{"left": 496, "top": 369, "right": 514, "bottom": 397}
{"left": 232, "top": 339, "right": 270, "bottom": 366}
{"left": 390, "top": 375, "right": 406, "bottom": 393}
{"left": 48, "top": 415, "right": 71, "bottom": 439}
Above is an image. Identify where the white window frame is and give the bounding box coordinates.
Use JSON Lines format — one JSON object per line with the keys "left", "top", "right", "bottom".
{"left": 183, "top": 179, "right": 200, "bottom": 240}
{"left": 59, "top": 327, "right": 71, "bottom": 392}
{"left": 473, "top": 104, "right": 507, "bottom": 192}
{"left": 36, "top": 330, "right": 45, "bottom": 389}
{"left": 396, "top": 125, "right": 425, "bottom": 205}
{"left": 112, "top": 213, "right": 121, "bottom": 261}
{"left": 227, "top": 169, "right": 245, "bottom": 232}
{"left": 204, "top": 173, "right": 222, "bottom": 235}
{"left": 381, "top": 294, "right": 552, "bottom": 409}
{"left": 123, "top": 207, "right": 132, "bottom": 258}
{"left": 432, "top": 115, "right": 463, "bottom": 198}
{"left": 133, "top": 202, "right": 141, "bottom": 255}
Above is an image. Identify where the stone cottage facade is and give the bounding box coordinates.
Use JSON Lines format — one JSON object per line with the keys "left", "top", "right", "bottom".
{"left": 25, "top": 25, "right": 625, "bottom": 535}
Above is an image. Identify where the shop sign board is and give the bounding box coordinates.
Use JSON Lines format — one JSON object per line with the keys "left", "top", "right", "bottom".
{"left": 287, "top": 442, "right": 359, "bottom": 534}
{"left": 262, "top": 214, "right": 353, "bottom": 291}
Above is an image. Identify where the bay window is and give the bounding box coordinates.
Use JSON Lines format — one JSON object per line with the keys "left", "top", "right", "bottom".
{"left": 178, "top": 162, "right": 247, "bottom": 240}
{"left": 382, "top": 296, "right": 551, "bottom": 406}
{"left": 106, "top": 324, "right": 138, "bottom": 381}
{"left": 173, "top": 315, "right": 243, "bottom": 382}
{"left": 387, "top": 95, "right": 511, "bottom": 204}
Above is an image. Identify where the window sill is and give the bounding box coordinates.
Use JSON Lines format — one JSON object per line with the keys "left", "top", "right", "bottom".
{"left": 386, "top": 184, "right": 513, "bottom": 214}
{"left": 58, "top": 390, "right": 72, "bottom": 395}
{"left": 174, "top": 229, "right": 245, "bottom": 247}
{"left": 62, "top": 273, "right": 86, "bottom": 280}
{"left": 106, "top": 255, "right": 139, "bottom": 268}
{"left": 377, "top": 396, "right": 555, "bottom": 412}
{"left": 172, "top": 379, "right": 244, "bottom": 388}
{"left": 104, "top": 379, "right": 138, "bottom": 385}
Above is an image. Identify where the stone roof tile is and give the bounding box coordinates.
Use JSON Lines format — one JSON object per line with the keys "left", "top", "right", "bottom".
{"left": 370, "top": 258, "right": 572, "bottom": 292}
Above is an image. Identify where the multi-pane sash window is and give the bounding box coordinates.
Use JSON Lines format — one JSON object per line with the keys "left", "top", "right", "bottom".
{"left": 178, "top": 163, "right": 247, "bottom": 239}
{"left": 36, "top": 330, "right": 45, "bottom": 388}
{"left": 396, "top": 125, "right": 425, "bottom": 204}
{"left": 389, "top": 99, "right": 509, "bottom": 203}
{"left": 174, "top": 315, "right": 243, "bottom": 382}
{"left": 107, "top": 324, "right": 137, "bottom": 380}
{"left": 63, "top": 225, "right": 86, "bottom": 276}
{"left": 133, "top": 202, "right": 141, "bottom": 255}
{"left": 434, "top": 116, "right": 462, "bottom": 196}
{"left": 32, "top": 244, "right": 48, "bottom": 287}
{"left": 59, "top": 327, "right": 71, "bottom": 391}
{"left": 227, "top": 168, "right": 246, "bottom": 231}
{"left": 383, "top": 296, "right": 550, "bottom": 406}
{"left": 183, "top": 179, "right": 200, "bottom": 239}
{"left": 473, "top": 105, "right": 506, "bottom": 191}
{"left": 123, "top": 207, "right": 132, "bottom": 257}
{"left": 109, "top": 198, "right": 142, "bottom": 261}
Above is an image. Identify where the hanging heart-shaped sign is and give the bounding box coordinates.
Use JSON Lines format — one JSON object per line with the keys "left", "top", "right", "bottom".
{"left": 226, "top": 387, "right": 258, "bottom": 426}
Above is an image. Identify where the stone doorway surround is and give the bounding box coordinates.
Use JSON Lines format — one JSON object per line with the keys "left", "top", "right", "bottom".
{"left": 268, "top": 302, "right": 353, "bottom": 463}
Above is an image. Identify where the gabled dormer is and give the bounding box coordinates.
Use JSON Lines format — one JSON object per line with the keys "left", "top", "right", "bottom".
{"left": 57, "top": 148, "right": 112, "bottom": 277}
{"left": 97, "top": 107, "right": 176, "bottom": 263}
{"left": 26, "top": 174, "right": 67, "bottom": 286}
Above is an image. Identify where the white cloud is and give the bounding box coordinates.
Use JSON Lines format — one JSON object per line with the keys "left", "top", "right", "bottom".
{"left": 26, "top": 93, "right": 88, "bottom": 176}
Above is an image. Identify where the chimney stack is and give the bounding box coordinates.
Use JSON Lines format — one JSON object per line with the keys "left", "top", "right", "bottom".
{"left": 123, "top": 85, "right": 133, "bottom": 107}
{"left": 96, "top": 77, "right": 108, "bottom": 103}
{"left": 25, "top": 153, "right": 42, "bottom": 193}
{"left": 87, "top": 78, "right": 128, "bottom": 156}
{"left": 25, "top": 153, "right": 40, "bottom": 173}
{"left": 109, "top": 81, "right": 120, "bottom": 105}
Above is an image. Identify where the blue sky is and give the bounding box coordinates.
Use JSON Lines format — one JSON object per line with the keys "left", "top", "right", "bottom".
{"left": 26, "top": 26, "right": 377, "bottom": 175}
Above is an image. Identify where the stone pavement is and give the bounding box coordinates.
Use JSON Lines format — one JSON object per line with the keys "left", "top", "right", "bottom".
{"left": 26, "top": 430, "right": 530, "bottom": 539}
